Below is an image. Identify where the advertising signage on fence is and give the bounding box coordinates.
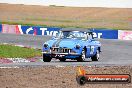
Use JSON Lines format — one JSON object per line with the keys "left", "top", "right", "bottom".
{"left": 18, "top": 25, "right": 61, "bottom": 36}
{"left": 14, "top": 25, "right": 119, "bottom": 39}
{"left": 1, "top": 24, "right": 120, "bottom": 39}
{"left": 0, "top": 24, "right": 2, "bottom": 33}
{"left": 1, "top": 24, "right": 61, "bottom": 36}
{"left": 118, "top": 30, "right": 132, "bottom": 40}
{"left": 90, "top": 29, "right": 118, "bottom": 39}
{"left": 1, "top": 24, "right": 57, "bottom": 35}
{"left": 2, "top": 24, "right": 18, "bottom": 34}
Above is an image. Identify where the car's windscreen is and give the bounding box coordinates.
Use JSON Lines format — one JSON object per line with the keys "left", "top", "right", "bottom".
{"left": 56, "top": 31, "right": 88, "bottom": 39}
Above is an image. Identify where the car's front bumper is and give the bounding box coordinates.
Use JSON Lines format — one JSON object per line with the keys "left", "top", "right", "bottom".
{"left": 42, "top": 52, "right": 81, "bottom": 59}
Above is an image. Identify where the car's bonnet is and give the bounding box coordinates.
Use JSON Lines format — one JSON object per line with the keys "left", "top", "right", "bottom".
{"left": 48, "top": 38, "right": 85, "bottom": 48}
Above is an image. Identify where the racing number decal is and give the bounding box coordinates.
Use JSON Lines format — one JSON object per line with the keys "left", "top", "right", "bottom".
{"left": 90, "top": 46, "right": 94, "bottom": 54}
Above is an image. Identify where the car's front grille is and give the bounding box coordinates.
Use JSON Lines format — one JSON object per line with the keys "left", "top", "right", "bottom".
{"left": 51, "top": 47, "right": 71, "bottom": 53}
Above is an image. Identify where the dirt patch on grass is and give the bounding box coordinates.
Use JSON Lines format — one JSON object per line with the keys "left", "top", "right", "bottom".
{"left": 0, "top": 66, "right": 131, "bottom": 88}
{"left": 0, "top": 3, "right": 132, "bottom": 29}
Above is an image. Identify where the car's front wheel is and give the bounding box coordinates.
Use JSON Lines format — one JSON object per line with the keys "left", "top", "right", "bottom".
{"left": 91, "top": 50, "right": 100, "bottom": 61}
{"left": 77, "top": 49, "right": 86, "bottom": 62}
{"left": 43, "top": 54, "right": 52, "bottom": 62}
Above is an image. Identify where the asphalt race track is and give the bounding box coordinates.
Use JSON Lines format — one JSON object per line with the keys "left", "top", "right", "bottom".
{"left": 0, "top": 33, "right": 132, "bottom": 67}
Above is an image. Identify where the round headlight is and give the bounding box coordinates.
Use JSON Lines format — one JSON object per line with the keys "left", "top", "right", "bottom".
{"left": 44, "top": 44, "right": 48, "bottom": 48}
{"left": 76, "top": 44, "right": 80, "bottom": 49}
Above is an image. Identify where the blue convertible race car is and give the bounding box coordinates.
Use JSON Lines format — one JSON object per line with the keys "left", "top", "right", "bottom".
{"left": 42, "top": 28, "right": 101, "bottom": 62}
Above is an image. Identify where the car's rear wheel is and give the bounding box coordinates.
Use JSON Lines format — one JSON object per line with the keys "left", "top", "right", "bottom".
{"left": 43, "top": 54, "right": 52, "bottom": 62}
{"left": 59, "top": 58, "right": 66, "bottom": 62}
{"left": 77, "top": 49, "right": 86, "bottom": 62}
{"left": 91, "top": 50, "right": 100, "bottom": 61}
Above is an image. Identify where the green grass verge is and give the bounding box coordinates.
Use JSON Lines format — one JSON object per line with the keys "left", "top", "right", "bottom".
{"left": 0, "top": 44, "right": 41, "bottom": 58}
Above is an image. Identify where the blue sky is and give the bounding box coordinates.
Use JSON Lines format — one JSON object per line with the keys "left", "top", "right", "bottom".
{"left": 0, "top": 0, "right": 132, "bottom": 8}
